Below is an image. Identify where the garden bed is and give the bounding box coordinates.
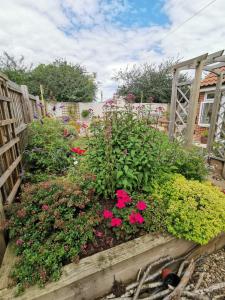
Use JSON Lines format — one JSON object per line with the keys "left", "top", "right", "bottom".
{"left": 0, "top": 233, "right": 225, "bottom": 300}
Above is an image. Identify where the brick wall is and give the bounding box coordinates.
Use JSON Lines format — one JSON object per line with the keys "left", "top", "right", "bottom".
{"left": 193, "top": 92, "right": 207, "bottom": 142}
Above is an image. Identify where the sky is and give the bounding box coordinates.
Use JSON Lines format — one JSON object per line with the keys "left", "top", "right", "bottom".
{"left": 0, "top": 0, "right": 225, "bottom": 101}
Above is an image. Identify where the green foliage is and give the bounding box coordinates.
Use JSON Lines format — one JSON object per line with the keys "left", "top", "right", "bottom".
{"left": 26, "top": 118, "right": 71, "bottom": 177}
{"left": 0, "top": 52, "right": 32, "bottom": 85}
{"left": 159, "top": 174, "right": 225, "bottom": 245}
{"left": 114, "top": 60, "right": 188, "bottom": 103}
{"left": 0, "top": 52, "right": 96, "bottom": 102}
{"left": 174, "top": 147, "right": 208, "bottom": 181}
{"left": 5, "top": 179, "right": 101, "bottom": 291}
{"left": 87, "top": 105, "right": 180, "bottom": 198}
{"left": 81, "top": 109, "right": 90, "bottom": 118}
{"left": 28, "top": 60, "right": 96, "bottom": 102}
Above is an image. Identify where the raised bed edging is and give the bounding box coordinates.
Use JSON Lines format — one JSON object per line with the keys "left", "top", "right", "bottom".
{"left": 0, "top": 233, "right": 225, "bottom": 300}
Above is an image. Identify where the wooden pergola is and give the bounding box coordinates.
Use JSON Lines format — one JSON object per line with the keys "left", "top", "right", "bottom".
{"left": 169, "top": 50, "right": 225, "bottom": 163}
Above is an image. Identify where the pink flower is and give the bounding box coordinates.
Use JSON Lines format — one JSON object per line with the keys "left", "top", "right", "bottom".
{"left": 129, "top": 211, "right": 137, "bottom": 224}
{"left": 103, "top": 209, "right": 113, "bottom": 219}
{"left": 136, "top": 201, "right": 147, "bottom": 211}
{"left": 135, "top": 212, "right": 145, "bottom": 224}
{"left": 129, "top": 212, "right": 145, "bottom": 225}
{"left": 111, "top": 218, "right": 122, "bottom": 227}
{"left": 16, "top": 239, "right": 23, "bottom": 246}
{"left": 116, "top": 199, "right": 126, "bottom": 209}
{"left": 116, "top": 190, "right": 131, "bottom": 203}
{"left": 42, "top": 204, "right": 49, "bottom": 211}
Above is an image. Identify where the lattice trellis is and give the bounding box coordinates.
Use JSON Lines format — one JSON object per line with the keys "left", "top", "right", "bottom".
{"left": 211, "top": 92, "right": 225, "bottom": 160}
{"left": 169, "top": 50, "right": 225, "bottom": 166}
{"left": 173, "top": 83, "right": 191, "bottom": 141}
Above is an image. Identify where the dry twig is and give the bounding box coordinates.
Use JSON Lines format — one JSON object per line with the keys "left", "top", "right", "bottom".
{"left": 132, "top": 256, "right": 171, "bottom": 300}
{"left": 163, "top": 259, "right": 195, "bottom": 300}
{"left": 194, "top": 272, "right": 205, "bottom": 291}
{"left": 141, "top": 288, "right": 171, "bottom": 300}
{"left": 182, "top": 290, "right": 210, "bottom": 300}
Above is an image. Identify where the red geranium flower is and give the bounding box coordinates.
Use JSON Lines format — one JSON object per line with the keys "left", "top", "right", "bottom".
{"left": 129, "top": 211, "right": 145, "bottom": 224}
{"left": 103, "top": 209, "right": 113, "bottom": 219}
{"left": 136, "top": 201, "right": 147, "bottom": 211}
{"left": 116, "top": 199, "right": 126, "bottom": 209}
{"left": 111, "top": 218, "right": 122, "bottom": 227}
{"left": 71, "top": 147, "right": 86, "bottom": 155}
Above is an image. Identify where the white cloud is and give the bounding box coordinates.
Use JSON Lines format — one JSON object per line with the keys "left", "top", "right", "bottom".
{"left": 0, "top": 0, "right": 225, "bottom": 100}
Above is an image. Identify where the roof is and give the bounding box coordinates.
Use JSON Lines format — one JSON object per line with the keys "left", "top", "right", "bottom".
{"left": 201, "top": 67, "right": 225, "bottom": 87}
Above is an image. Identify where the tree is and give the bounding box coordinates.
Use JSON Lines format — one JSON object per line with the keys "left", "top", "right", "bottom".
{"left": 114, "top": 60, "right": 181, "bottom": 103}
{"left": 28, "top": 60, "right": 97, "bottom": 102}
{"left": 0, "top": 52, "right": 96, "bottom": 102}
{"left": 0, "top": 51, "right": 32, "bottom": 84}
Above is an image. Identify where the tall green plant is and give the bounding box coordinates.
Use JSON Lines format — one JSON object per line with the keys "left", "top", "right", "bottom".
{"left": 88, "top": 104, "right": 179, "bottom": 198}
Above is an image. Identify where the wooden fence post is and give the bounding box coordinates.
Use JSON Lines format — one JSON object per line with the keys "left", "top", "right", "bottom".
{"left": 185, "top": 60, "right": 205, "bottom": 146}
{"left": 169, "top": 69, "right": 179, "bottom": 140}
{"left": 21, "top": 85, "right": 33, "bottom": 122}
{"left": 0, "top": 193, "right": 6, "bottom": 264}
{"left": 35, "top": 96, "right": 42, "bottom": 118}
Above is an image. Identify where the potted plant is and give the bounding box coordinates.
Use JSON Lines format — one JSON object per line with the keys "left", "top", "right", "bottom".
{"left": 201, "top": 129, "right": 208, "bottom": 144}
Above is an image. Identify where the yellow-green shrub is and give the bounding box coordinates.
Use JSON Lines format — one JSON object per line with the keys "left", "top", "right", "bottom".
{"left": 161, "top": 175, "right": 225, "bottom": 245}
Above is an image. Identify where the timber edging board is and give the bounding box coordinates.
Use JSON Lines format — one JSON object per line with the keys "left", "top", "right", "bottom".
{"left": 0, "top": 232, "right": 225, "bottom": 300}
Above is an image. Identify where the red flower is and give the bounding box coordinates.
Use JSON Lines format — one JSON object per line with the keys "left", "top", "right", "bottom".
{"left": 71, "top": 147, "right": 86, "bottom": 155}
{"left": 103, "top": 209, "right": 113, "bottom": 219}
{"left": 16, "top": 239, "right": 23, "bottom": 246}
{"left": 135, "top": 212, "right": 144, "bottom": 224}
{"left": 129, "top": 211, "right": 137, "bottom": 224}
{"left": 116, "top": 190, "right": 131, "bottom": 203}
{"left": 136, "top": 201, "right": 147, "bottom": 211}
{"left": 111, "top": 218, "right": 122, "bottom": 227}
{"left": 129, "top": 211, "right": 145, "bottom": 224}
{"left": 116, "top": 199, "right": 126, "bottom": 209}
{"left": 42, "top": 204, "right": 49, "bottom": 211}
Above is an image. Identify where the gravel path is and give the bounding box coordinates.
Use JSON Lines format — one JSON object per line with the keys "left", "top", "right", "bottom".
{"left": 186, "top": 247, "right": 225, "bottom": 298}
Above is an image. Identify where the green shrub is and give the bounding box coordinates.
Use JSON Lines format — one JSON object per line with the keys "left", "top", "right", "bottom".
{"left": 159, "top": 174, "right": 225, "bottom": 245}
{"left": 174, "top": 147, "right": 207, "bottom": 181}
{"left": 87, "top": 104, "right": 207, "bottom": 198}
{"left": 5, "top": 179, "right": 101, "bottom": 293}
{"left": 26, "top": 118, "right": 71, "bottom": 176}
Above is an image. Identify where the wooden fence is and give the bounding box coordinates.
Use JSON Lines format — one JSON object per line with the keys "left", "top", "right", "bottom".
{"left": 0, "top": 73, "right": 43, "bottom": 263}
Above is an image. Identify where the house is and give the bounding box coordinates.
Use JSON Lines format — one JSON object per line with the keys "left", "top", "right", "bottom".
{"left": 194, "top": 67, "right": 225, "bottom": 143}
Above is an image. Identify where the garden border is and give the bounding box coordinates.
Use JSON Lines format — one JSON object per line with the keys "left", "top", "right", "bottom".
{"left": 0, "top": 232, "right": 225, "bottom": 300}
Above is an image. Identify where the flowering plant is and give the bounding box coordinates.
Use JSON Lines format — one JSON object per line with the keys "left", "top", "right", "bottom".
{"left": 103, "top": 190, "right": 147, "bottom": 238}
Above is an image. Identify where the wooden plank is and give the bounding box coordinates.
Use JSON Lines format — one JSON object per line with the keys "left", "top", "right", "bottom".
{"left": 0, "top": 155, "right": 21, "bottom": 188}
{"left": 0, "top": 243, "right": 18, "bottom": 289}
{"left": 169, "top": 69, "right": 179, "bottom": 140}
{"left": 204, "top": 62, "right": 225, "bottom": 72}
{"left": 177, "top": 81, "right": 192, "bottom": 87}
{"left": 0, "top": 193, "right": 6, "bottom": 266}
{"left": 207, "top": 72, "right": 224, "bottom": 152}
{"left": 204, "top": 50, "right": 224, "bottom": 65}
{"left": 15, "top": 124, "right": 27, "bottom": 136}
{"left": 6, "top": 178, "right": 21, "bottom": 204}
{"left": 0, "top": 137, "right": 20, "bottom": 156}
{"left": 0, "top": 119, "right": 16, "bottom": 126}
{"left": 172, "top": 53, "right": 208, "bottom": 70}
{"left": 21, "top": 85, "right": 33, "bottom": 122}
{"left": 185, "top": 59, "right": 205, "bottom": 146}
{"left": 0, "top": 95, "right": 11, "bottom": 102}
